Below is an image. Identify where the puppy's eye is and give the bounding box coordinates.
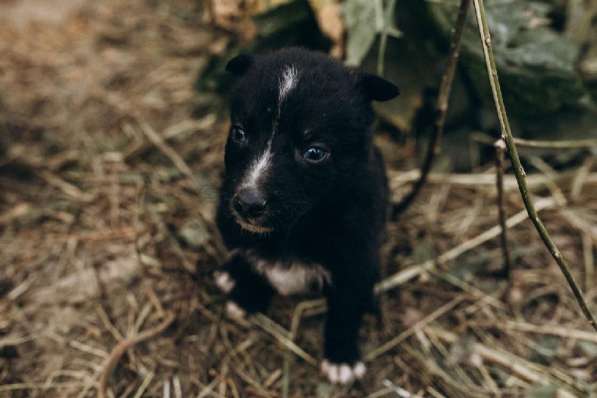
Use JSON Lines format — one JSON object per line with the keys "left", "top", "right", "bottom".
{"left": 302, "top": 146, "right": 330, "bottom": 164}
{"left": 230, "top": 125, "right": 248, "bottom": 145}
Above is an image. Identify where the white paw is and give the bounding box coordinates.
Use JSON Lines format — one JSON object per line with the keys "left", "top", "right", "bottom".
{"left": 320, "top": 360, "right": 366, "bottom": 384}
{"left": 214, "top": 271, "right": 235, "bottom": 293}
{"left": 225, "top": 301, "right": 246, "bottom": 320}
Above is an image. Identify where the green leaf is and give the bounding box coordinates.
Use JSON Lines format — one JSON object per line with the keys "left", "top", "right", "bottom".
{"left": 428, "top": 0, "right": 585, "bottom": 116}
{"left": 343, "top": 0, "right": 379, "bottom": 66}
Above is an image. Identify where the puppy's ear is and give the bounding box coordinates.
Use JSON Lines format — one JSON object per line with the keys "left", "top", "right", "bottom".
{"left": 225, "top": 54, "right": 254, "bottom": 76}
{"left": 358, "top": 73, "right": 400, "bottom": 102}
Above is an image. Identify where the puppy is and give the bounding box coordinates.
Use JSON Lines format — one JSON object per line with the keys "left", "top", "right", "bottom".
{"left": 214, "top": 48, "right": 399, "bottom": 384}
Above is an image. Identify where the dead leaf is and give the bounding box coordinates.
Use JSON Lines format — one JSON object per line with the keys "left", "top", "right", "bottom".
{"left": 308, "top": 0, "right": 344, "bottom": 58}
{"left": 208, "top": 0, "right": 256, "bottom": 41}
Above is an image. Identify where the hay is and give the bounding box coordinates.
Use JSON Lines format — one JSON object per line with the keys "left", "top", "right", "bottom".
{"left": 0, "top": 1, "right": 595, "bottom": 397}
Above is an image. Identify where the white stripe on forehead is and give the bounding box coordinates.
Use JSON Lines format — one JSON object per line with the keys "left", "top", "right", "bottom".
{"left": 240, "top": 139, "right": 273, "bottom": 190}
{"left": 239, "top": 66, "right": 299, "bottom": 192}
{"left": 278, "top": 65, "right": 299, "bottom": 104}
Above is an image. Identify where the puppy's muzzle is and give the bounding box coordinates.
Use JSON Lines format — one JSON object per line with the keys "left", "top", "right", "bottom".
{"left": 231, "top": 188, "right": 273, "bottom": 233}
{"left": 233, "top": 188, "right": 266, "bottom": 219}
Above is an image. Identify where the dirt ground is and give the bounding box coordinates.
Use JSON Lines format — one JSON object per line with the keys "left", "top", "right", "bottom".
{"left": 0, "top": 1, "right": 595, "bottom": 397}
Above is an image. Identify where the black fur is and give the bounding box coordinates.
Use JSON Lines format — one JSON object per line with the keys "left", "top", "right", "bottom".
{"left": 215, "top": 48, "right": 398, "bottom": 371}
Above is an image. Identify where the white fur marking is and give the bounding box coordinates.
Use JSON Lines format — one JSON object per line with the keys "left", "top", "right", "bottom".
{"left": 338, "top": 365, "right": 352, "bottom": 384}
{"left": 241, "top": 143, "right": 272, "bottom": 191}
{"left": 320, "top": 360, "right": 366, "bottom": 385}
{"left": 214, "top": 271, "right": 235, "bottom": 293}
{"left": 236, "top": 66, "right": 298, "bottom": 198}
{"left": 278, "top": 65, "right": 298, "bottom": 103}
{"left": 225, "top": 301, "right": 246, "bottom": 320}
{"left": 353, "top": 362, "right": 366, "bottom": 378}
{"left": 233, "top": 142, "right": 274, "bottom": 233}
{"left": 254, "top": 259, "right": 331, "bottom": 296}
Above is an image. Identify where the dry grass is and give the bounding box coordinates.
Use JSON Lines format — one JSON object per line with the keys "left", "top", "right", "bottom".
{"left": 0, "top": 1, "right": 596, "bottom": 397}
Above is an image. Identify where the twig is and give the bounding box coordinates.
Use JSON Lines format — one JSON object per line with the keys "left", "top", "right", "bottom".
{"left": 252, "top": 314, "right": 317, "bottom": 366}
{"left": 137, "top": 121, "right": 227, "bottom": 262}
{"left": 472, "top": 132, "right": 597, "bottom": 149}
{"left": 571, "top": 156, "right": 594, "bottom": 201}
{"left": 97, "top": 313, "right": 175, "bottom": 398}
{"left": 526, "top": 156, "right": 567, "bottom": 206}
{"left": 282, "top": 299, "right": 326, "bottom": 398}
{"left": 0, "top": 382, "right": 88, "bottom": 393}
{"left": 132, "top": 371, "right": 154, "bottom": 398}
{"left": 365, "top": 296, "right": 464, "bottom": 361}
{"left": 428, "top": 327, "right": 580, "bottom": 397}
{"left": 390, "top": 169, "right": 597, "bottom": 188}
{"left": 430, "top": 270, "right": 505, "bottom": 310}
{"left": 38, "top": 170, "right": 94, "bottom": 202}
{"left": 402, "top": 345, "right": 489, "bottom": 397}
{"left": 494, "top": 139, "right": 512, "bottom": 279}
{"left": 503, "top": 320, "right": 597, "bottom": 344}
{"left": 124, "top": 117, "right": 215, "bottom": 161}
{"left": 392, "top": 0, "right": 470, "bottom": 218}
{"left": 558, "top": 208, "right": 597, "bottom": 241}
{"left": 472, "top": 0, "right": 597, "bottom": 331}
{"left": 582, "top": 232, "right": 594, "bottom": 293}
{"left": 382, "top": 380, "right": 415, "bottom": 398}
{"left": 377, "top": 198, "right": 554, "bottom": 293}
{"left": 506, "top": 137, "right": 597, "bottom": 149}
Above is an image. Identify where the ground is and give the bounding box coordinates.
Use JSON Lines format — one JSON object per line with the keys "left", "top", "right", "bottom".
{"left": 0, "top": 1, "right": 595, "bottom": 397}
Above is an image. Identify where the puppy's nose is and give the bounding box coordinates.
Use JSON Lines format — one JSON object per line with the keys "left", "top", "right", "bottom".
{"left": 233, "top": 188, "right": 267, "bottom": 218}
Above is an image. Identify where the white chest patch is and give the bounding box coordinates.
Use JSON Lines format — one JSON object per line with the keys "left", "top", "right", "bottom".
{"left": 253, "top": 258, "right": 331, "bottom": 296}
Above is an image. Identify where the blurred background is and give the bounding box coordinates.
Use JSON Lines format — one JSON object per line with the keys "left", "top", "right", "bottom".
{"left": 0, "top": 0, "right": 595, "bottom": 397}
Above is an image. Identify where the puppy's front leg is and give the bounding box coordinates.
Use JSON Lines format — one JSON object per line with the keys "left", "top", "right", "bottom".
{"left": 321, "top": 264, "right": 374, "bottom": 384}
{"left": 214, "top": 252, "right": 274, "bottom": 319}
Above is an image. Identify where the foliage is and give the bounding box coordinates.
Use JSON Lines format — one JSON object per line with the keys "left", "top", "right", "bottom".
{"left": 197, "top": 0, "right": 329, "bottom": 94}
{"left": 428, "top": 0, "right": 587, "bottom": 117}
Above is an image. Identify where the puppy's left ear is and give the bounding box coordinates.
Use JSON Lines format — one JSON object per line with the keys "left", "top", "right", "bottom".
{"left": 358, "top": 73, "right": 400, "bottom": 102}
{"left": 225, "top": 54, "right": 254, "bottom": 76}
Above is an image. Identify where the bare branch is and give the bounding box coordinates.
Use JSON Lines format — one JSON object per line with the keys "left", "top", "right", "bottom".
{"left": 392, "top": 0, "right": 471, "bottom": 218}
{"left": 472, "top": 0, "right": 597, "bottom": 331}
{"left": 494, "top": 139, "right": 512, "bottom": 279}
{"left": 473, "top": 132, "right": 597, "bottom": 150}
{"left": 98, "top": 313, "right": 175, "bottom": 398}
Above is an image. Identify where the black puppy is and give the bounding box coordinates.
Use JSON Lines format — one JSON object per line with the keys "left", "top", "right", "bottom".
{"left": 214, "top": 48, "right": 399, "bottom": 384}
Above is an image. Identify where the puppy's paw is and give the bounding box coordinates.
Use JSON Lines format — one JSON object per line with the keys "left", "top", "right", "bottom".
{"left": 214, "top": 271, "right": 235, "bottom": 293}
{"left": 225, "top": 301, "right": 247, "bottom": 320}
{"left": 320, "top": 359, "right": 366, "bottom": 384}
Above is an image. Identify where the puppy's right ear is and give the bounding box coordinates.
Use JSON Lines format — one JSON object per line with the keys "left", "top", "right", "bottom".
{"left": 225, "top": 54, "right": 254, "bottom": 76}
{"left": 357, "top": 73, "right": 400, "bottom": 102}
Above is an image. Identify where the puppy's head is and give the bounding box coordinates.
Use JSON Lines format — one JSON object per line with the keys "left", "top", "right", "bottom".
{"left": 223, "top": 48, "right": 399, "bottom": 234}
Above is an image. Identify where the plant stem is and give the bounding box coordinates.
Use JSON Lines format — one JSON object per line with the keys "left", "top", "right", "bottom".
{"left": 472, "top": 0, "right": 597, "bottom": 331}
{"left": 376, "top": 0, "right": 397, "bottom": 76}
{"left": 473, "top": 133, "right": 597, "bottom": 149}
{"left": 494, "top": 139, "right": 512, "bottom": 279}
{"left": 393, "top": 0, "right": 470, "bottom": 218}
{"left": 511, "top": 137, "right": 597, "bottom": 149}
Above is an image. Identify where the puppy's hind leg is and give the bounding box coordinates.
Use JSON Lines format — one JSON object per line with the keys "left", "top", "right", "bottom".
{"left": 213, "top": 252, "right": 274, "bottom": 319}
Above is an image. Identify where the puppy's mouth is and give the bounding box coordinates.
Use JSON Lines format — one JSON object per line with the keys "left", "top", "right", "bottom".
{"left": 230, "top": 204, "right": 274, "bottom": 234}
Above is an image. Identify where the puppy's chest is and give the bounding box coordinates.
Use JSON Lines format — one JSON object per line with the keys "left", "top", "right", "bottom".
{"left": 253, "top": 257, "right": 331, "bottom": 296}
